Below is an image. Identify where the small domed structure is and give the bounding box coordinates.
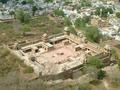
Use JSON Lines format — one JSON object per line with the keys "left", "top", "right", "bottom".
{"left": 42, "top": 33, "right": 48, "bottom": 42}
{"left": 43, "top": 33, "right": 48, "bottom": 37}
{"left": 64, "top": 27, "right": 70, "bottom": 35}
{"left": 82, "top": 37, "right": 88, "bottom": 43}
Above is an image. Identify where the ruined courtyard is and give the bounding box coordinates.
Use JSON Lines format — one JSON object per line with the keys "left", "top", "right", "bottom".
{"left": 7, "top": 27, "right": 111, "bottom": 79}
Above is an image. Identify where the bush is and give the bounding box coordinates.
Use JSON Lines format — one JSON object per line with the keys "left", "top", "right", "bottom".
{"left": 111, "top": 49, "right": 118, "bottom": 59}
{"left": 78, "top": 84, "right": 91, "bottom": 90}
{"left": 75, "top": 17, "right": 90, "bottom": 28}
{"left": 87, "top": 56, "right": 104, "bottom": 69}
{"left": 64, "top": 17, "right": 72, "bottom": 26}
{"left": 116, "top": 12, "right": 120, "bottom": 18}
{"left": 84, "top": 27, "right": 102, "bottom": 43}
{"left": 16, "top": 9, "right": 31, "bottom": 23}
{"left": 117, "top": 60, "right": 120, "bottom": 69}
{"left": 54, "top": 9, "right": 65, "bottom": 17}
{"left": 80, "top": 0, "right": 91, "bottom": 7}
{"left": 23, "top": 66, "right": 34, "bottom": 74}
{"left": 95, "top": 7, "right": 113, "bottom": 18}
{"left": 69, "top": 26, "right": 77, "bottom": 35}
{"left": 89, "top": 80, "right": 100, "bottom": 85}
{"left": 97, "top": 70, "right": 106, "bottom": 80}
{"left": 44, "top": 0, "right": 54, "bottom": 3}
{"left": 32, "top": 6, "right": 38, "bottom": 16}
{"left": 0, "top": 48, "right": 21, "bottom": 76}
{"left": 21, "top": 25, "right": 31, "bottom": 32}
{"left": 0, "top": 0, "right": 9, "bottom": 3}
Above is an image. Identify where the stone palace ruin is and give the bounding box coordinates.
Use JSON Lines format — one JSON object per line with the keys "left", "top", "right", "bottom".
{"left": 7, "top": 27, "right": 111, "bottom": 80}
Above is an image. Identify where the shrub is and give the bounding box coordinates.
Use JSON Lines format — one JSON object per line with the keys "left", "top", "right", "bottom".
{"left": 87, "top": 56, "right": 104, "bottom": 69}
{"left": 97, "top": 70, "right": 106, "bottom": 80}
{"left": 84, "top": 27, "right": 102, "bottom": 43}
{"left": 0, "top": 48, "right": 21, "bottom": 76}
{"left": 78, "top": 84, "right": 91, "bottom": 90}
{"left": 23, "top": 66, "right": 34, "bottom": 74}
{"left": 16, "top": 9, "right": 31, "bottom": 23}
{"left": 21, "top": 25, "right": 31, "bottom": 32}
{"left": 80, "top": 0, "right": 91, "bottom": 7}
{"left": 54, "top": 9, "right": 65, "bottom": 17}
{"left": 95, "top": 7, "right": 113, "bottom": 18}
{"left": 116, "top": 12, "right": 120, "bottom": 18}
{"left": 117, "top": 60, "right": 120, "bottom": 69}
{"left": 44, "top": 0, "right": 54, "bottom": 3}
{"left": 64, "top": 17, "right": 72, "bottom": 26}
{"left": 111, "top": 49, "right": 118, "bottom": 59}
{"left": 75, "top": 17, "right": 90, "bottom": 28}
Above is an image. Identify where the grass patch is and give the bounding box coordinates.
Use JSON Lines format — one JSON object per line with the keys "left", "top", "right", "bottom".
{"left": 0, "top": 47, "right": 20, "bottom": 76}
{"left": 0, "top": 47, "right": 33, "bottom": 76}
{"left": 89, "top": 80, "right": 101, "bottom": 85}
{"left": 0, "top": 15, "right": 64, "bottom": 44}
{"left": 23, "top": 66, "right": 34, "bottom": 74}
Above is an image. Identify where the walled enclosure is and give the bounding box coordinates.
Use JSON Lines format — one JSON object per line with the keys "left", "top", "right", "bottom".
{"left": 7, "top": 27, "right": 111, "bottom": 80}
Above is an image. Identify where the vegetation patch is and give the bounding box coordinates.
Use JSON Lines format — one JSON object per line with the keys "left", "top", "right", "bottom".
{"left": 87, "top": 56, "right": 104, "bottom": 69}
{"left": 23, "top": 66, "right": 34, "bottom": 74}
{"left": 0, "top": 47, "right": 33, "bottom": 76}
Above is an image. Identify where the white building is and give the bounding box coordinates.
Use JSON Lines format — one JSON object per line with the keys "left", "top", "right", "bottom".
{"left": 99, "top": 26, "right": 120, "bottom": 41}
{"left": 0, "top": 10, "right": 14, "bottom": 20}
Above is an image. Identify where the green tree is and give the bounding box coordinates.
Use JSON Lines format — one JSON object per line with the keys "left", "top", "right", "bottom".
{"left": 54, "top": 9, "right": 65, "bottom": 17}
{"left": 9, "top": 11, "right": 15, "bottom": 17}
{"left": 16, "top": 10, "right": 31, "bottom": 23}
{"left": 97, "top": 70, "right": 106, "bottom": 80}
{"left": 64, "top": 17, "right": 72, "bottom": 26}
{"left": 44, "top": 0, "right": 54, "bottom": 3}
{"left": 95, "top": 7, "right": 113, "bottom": 18}
{"left": 116, "top": 12, "right": 120, "bottom": 18}
{"left": 0, "top": 0, "right": 9, "bottom": 3}
{"left": 32, "top": 6, "right": 38, "bottom": 16}
{"left": 69, "top": 26, "right": 77, "bottom": 35}
{"left": 111, "top": 49, "right": 118, "bottom": 59}
{"left": 75, "top": 18, "right": 85, "bottom": 28}
{"left": 117, "top": 60, "right": 120, "bottom": 69}
{"left": 23, "top": 66, "right": 34, "bottom": 73}
{"left": 78, "top": 84, "right": 91, "bottom": 90}
{"left": 21, "top": 25, "right": 31, "bottom": 32}
{"left": 26, "top": 0, "right": 34, "bottom": 4}
{"left": 87, "top": 56, "right": 104, "bottom": 69}
{"left": 64, "top": 0, "right": 72, "bottom": 5}
{"left": 80, "top": 0, "right": 91, "bottom": 7}
{"left": 85, "top": 27, "right": 102, "bottom": 43}
{"left": 21, "top": 0, "right": 27, "bottom": 5}
{"left": 106, "top": 8, "right": 113, "bottom": 14}
{"left": 75, "top": 17, "right": 90, "bottom": 28}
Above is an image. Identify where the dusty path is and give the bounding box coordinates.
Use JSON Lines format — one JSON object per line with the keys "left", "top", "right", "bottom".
{"left": 103, "top": 80, "right": 110, "bottom": 90}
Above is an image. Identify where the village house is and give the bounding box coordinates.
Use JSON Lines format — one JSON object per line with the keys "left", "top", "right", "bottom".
{"left": 99, "top": 26, "right": 120, "bottom": 40}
